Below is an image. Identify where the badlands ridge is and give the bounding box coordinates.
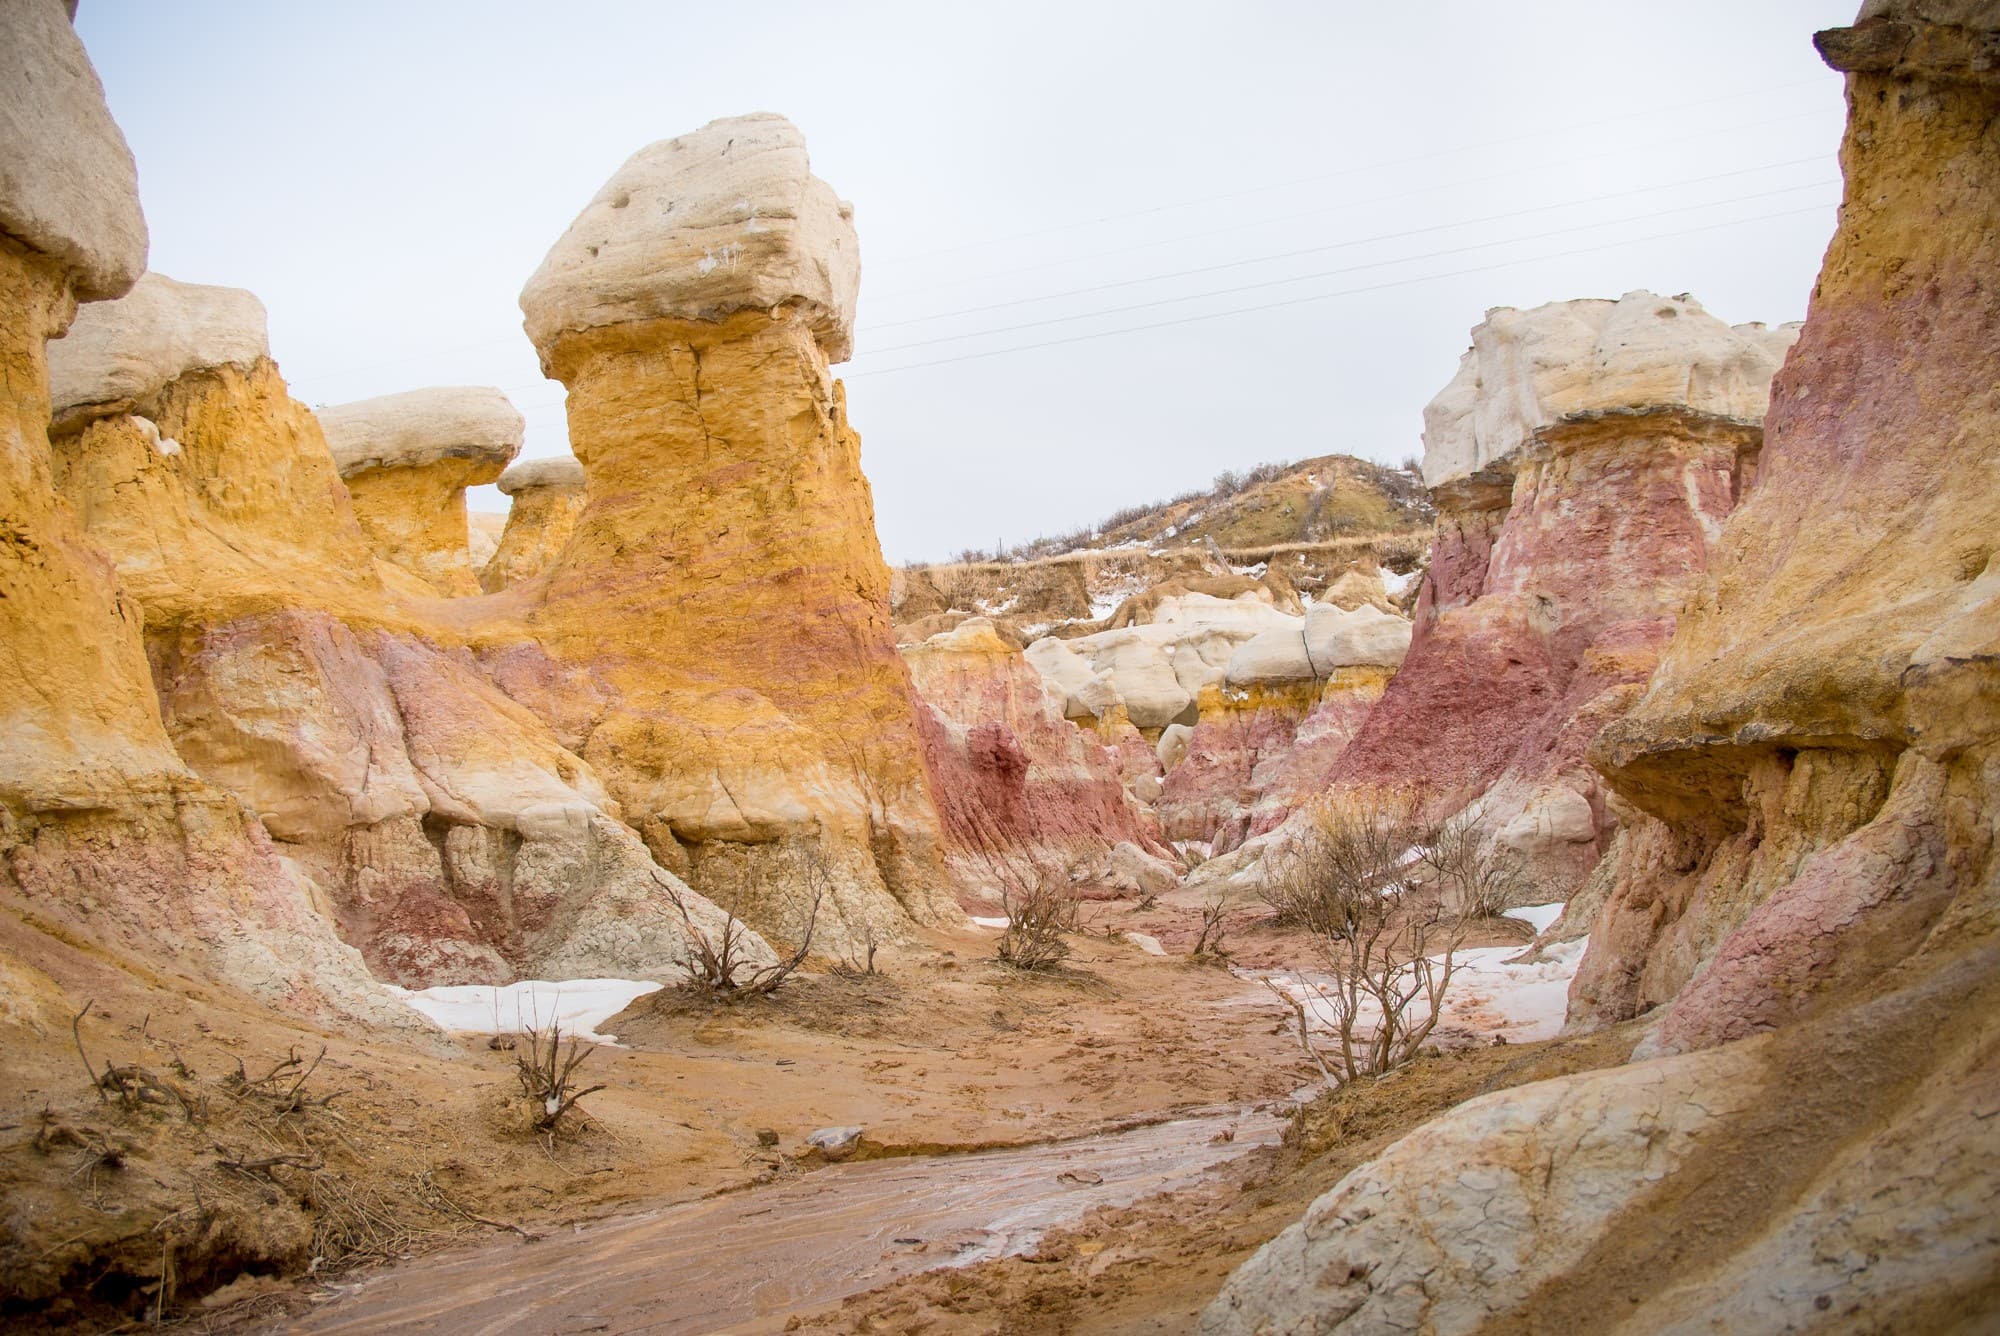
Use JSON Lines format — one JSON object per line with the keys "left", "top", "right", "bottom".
{"left": 1, "top": 0, "right": 1996, "bottom": 1331}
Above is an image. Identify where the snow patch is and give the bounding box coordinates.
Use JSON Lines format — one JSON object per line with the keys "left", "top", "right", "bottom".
{"left": 969, "top": 915, "right": 1010, "bottom": 930}
{"left": 1377, "top": 565, "right": 1419, "bottom": 598}
{"left": 1503, "top": 901, "right": 1565, "bottom": 935}
{"left": 384, "top": 978, "right": 663, "bottom": 1045}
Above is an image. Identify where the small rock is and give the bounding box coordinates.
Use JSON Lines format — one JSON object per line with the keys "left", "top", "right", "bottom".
{"left": 1057, "top": 1169, "right": 1105, "bottom": 1186}
{"left": 806, "top": 1125, "right": 864, "bottom": 1160}
{"left": 756, "top": 1128, "right": 780, "bottom": 1148}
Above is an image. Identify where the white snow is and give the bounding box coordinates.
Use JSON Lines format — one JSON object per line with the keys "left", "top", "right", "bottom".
{"left": 383, "top": 978, "right": 663, "bottom": 1045}
{"left": 1503, "top": 901, "right": 1565, "bottom": 935}
{"left": 1245, "top": 924, "right": 1586, "bottom": 1049}
{"left": 1377, "top": 565, "right": 1419, "bottom": 598}
{"left": 970, "top": 915, "right": 1010, "bottom": 930}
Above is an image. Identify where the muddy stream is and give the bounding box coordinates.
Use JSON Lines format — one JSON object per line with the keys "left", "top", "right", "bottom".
{"left": 269, "top": 1105, "right": 1283, "bottom": 1334}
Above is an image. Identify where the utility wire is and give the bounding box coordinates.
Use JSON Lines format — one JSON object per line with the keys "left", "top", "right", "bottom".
{"left": 867, "top": 157, "right": 1828, "bottom": 330}
{"left": 872, "top": 78, "right": 1828, "bottom": 268}
{"left": 292, "top": 106, "right": 1830, "bottom": 392}
{"left": 858, "top": 182, "right": 1836, "bottom": 357}
{"left": 846, "top": 204, "right": 1832, "bottom": 379}
{"left": 868, "top": 107, "right": 1832, "bottom": 306}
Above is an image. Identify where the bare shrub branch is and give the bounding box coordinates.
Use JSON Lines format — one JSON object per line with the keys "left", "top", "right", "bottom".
{"left": 996, "top": 870, "right": 1079, "bottom": 970}
{"left": 1260, "top": 793, "right": 1472, "bottom": 1085}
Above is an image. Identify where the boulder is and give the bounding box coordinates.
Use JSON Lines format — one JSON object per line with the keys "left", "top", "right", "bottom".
{"left": 1422, "top": 291, "right": 1797, "bottom": 492}
{"left": 0, "top": 0, "right": 146, "bottom": 301}
{"left": 48, "top": 272, "right": 267, "bottom": 428}
{"left": 520, "top": 112, "right": 859, "bottom": 362}
{"left": 319, "top": 387, "right": 524, "bottom": 597}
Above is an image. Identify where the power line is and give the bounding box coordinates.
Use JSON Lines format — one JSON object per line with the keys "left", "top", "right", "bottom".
{"left": 857, "top": 182, "right": 1836, "bottom": 358}
{"left": 865, "top": 108, "right": 1828, "bottom": 304}
{"left": 289, "top": 105, "right": 1832, "bottom": 395}
{"left": 871, "top": 78, "right": 1828, "bottom": 268}
{"left": 846, "top": 204, "right": 1833, "bottom": 380}
{"left": 866, "top": 157, "right": 1827, "bottom": 331}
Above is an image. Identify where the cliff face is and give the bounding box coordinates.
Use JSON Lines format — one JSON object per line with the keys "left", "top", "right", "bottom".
{"left": 903, "top": 619, "right": 1166, "bottom": 887}
{"left": 1330, "top": 292, "right": 1797, "bottom": 890}
{"left": 519, "top": 114, "right": 954, "bottom": 950}
{"left": 1208, "top": 5, "right": 2000, "bottom": 1328}
{"left": 1571, "top": 1, "right": 2000, "bottom": 1039}
{"left": 47, "top": 274, "right": 759, "bottom": 988}
{"left": 0, "top": 6, "right": 401, "bottom": 1025}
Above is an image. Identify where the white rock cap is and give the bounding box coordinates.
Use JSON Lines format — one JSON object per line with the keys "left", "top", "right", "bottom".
{"left": 1421, "top": 291, "right": 1802, "bottom": 491}
{"left": 319, "top": 387, "right": 525, "bottom": 478}
{"left": 0, "top": 0, "right": 147, "bottom": 301}
{"left": 49, "top": 272, "right": 269, "bottom": 418}
{"left": 497, "top": 454, "right": 586, "bottom": 495}
{"left": 520, "top": 112, "right": 859, "bottom": 363}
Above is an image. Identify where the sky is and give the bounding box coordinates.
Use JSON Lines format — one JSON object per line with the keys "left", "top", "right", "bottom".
{"left": 75, "top": 1, "right": 1857, "bottom": 563}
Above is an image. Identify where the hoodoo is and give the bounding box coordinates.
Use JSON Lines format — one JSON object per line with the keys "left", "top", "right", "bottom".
{"left": 47, "top": 271, "right": 757, "bottom": 989}
{"left": 1330, "top": 291, "right": 1795, "bottom": 891}
{"left": 482, "top": 453, "right": 586, "bottom": 591}
{"left": 319, "top": 386, "right": 525, "bottom": 597}
{"left": 519, "top": 112, "right": 953, "bottom": 951}
{"left": 1207, "top": 3, "right": 2000, "bottom": 1328}
{"left": 0, "top": 7, "right": 395, "bottom": 1022}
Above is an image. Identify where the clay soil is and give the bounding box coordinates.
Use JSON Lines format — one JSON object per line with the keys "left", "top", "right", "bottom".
{"left": 0, "top": 905, "right": 1316, "bottom": 1332}
{"left": 784, "top": 1023, "right": 1638, "bottom": 1335}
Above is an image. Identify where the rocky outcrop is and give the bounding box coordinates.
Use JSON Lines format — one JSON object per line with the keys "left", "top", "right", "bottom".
{"left": 1569, "top": 0, "right": 2000, "bottom": 1037}
{"left": 1322, "top": 292, "right": 1797, "bottom": 894}
{"left": 0, "top": 7, "right": 402, "bottom": 1025}
{"left": 48, "top": 273, "right": 758, "bottom": 988}
{"left": 518, "top": 113, "right": 953, "bottom": 953}
{"left": 320, "top": 387, "right": 523, "bottom": 597}
{"left": 1158, "top": 600, "right": 1412, "bottom": 847}
{"left": 1208, "top": 5, "right": 2000, "bottom": 1327}
{"left": 481, "top": 454, "right": 585, "bottom": 592}
{"left": 1021, "top": 587, "right": 1413, "bottom": 846}
{"left": 903, "top": 619, "right": 1164, "bottom": 888}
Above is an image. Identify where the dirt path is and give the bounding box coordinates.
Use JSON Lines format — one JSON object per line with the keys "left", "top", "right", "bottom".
{"left": 267, "top": 1108, "right": 1284, "bottom": 1335}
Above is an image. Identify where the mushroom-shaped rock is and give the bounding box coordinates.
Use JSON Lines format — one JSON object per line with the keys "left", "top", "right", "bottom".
{"left": 513, "top": 114, "right": 953, "bottom": 956}
{"left": 49, "top": 272, "right": 268, "bottom": 428}
{"left": 0, "top": 0, "right": 147, "bottom": 302}
{"left": 482, "top": 454, "right": 588, "bottom": 593}
{"left": 319, "top": 387, "right": 524, "bottom": 597}
{"left": 520, "top": 112, "right": 859, "bottom": 364}
{"left": 0, "top": 3, "right": 410, "bottom": 1024}
{"left": 1422, "top": 291, "right": 1799, "bottom": 493}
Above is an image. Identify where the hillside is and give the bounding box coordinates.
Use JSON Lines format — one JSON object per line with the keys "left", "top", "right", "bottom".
{"left": 894, "top": 453, "right": 1433, "bottom": 645}
{"left": 955, "top": 453, "right": 1432, "bottom": 566}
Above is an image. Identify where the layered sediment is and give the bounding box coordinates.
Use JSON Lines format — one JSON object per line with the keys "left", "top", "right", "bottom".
{"left": 48, "top": 272, "right": 757, "bottom": 988}
{"left": 904, "top": 618, "right": 1167, "bottom": 887}
{"left": 1330, "top": 291, "right": 1796, "bottom": 892}
{"left": 519, "top": 113, "right": 953, "bottom": 950}
{"left": 0, "top": 5, "right": 399, "bottom": 1024}
{"left": 1209, "top": 5, "right": 2000, "bottom": 1327}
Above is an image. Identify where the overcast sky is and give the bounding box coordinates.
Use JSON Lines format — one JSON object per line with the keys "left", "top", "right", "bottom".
{"left": 77, "top": 1, "right": 1855, "bottom": 563}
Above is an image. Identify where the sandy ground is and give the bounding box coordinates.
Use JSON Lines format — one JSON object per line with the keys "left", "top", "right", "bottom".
{"left": 0, "top": 907, "right": 1314, "bottom": 1331}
